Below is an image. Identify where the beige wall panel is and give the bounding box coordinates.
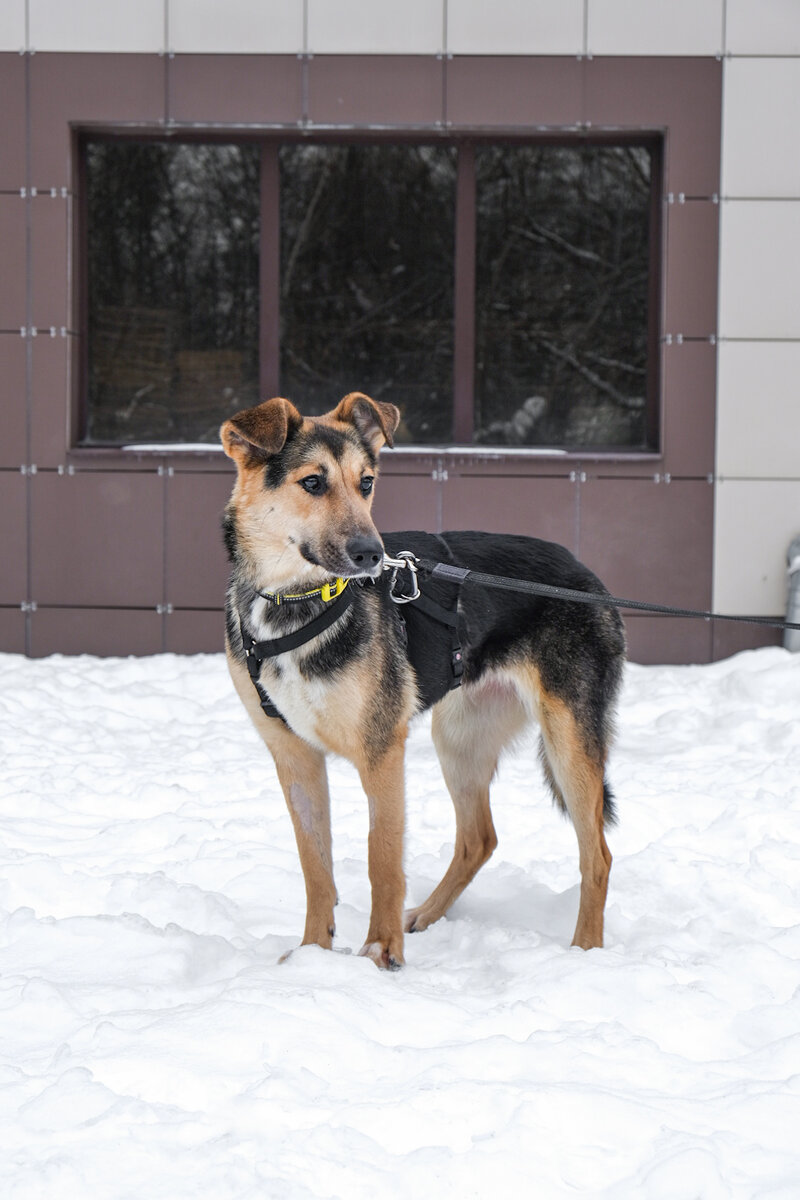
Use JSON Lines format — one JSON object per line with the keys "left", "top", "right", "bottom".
{"left": 587, "top": 0, "right": 723, "bottom": 56}
{"left": 307, "top": 0, "right": 443, "bottom": 54}
{"left": 714, "top": 480, "right": 800, "bottom": 613}
{"left": 726, "top": 0, "right": 800, "bottom": 55}
{"left": 29, "top": 0, "right": 165, "bottom": 53}
{"left": 717, "top": 342, "right": 800, "bottom": 479}
{"left": 168, "top": 0, "right": 303, "bottom": 55}
{"left": 0, "top": 1, "right": 25, "bottom": 51}
{"left": 718, "top": 201, "right": 800, "bottom": 340}
{"left": 723, "top": 59, "right": 800, "bottom": 199}
{"left": 447, "top": 0, "right": 583, "bottom": 56}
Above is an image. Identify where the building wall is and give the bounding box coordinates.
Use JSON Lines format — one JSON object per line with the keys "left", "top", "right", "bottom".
{"left": 1, "top": 1, "right": 797, "bottom": 663}
{"left": 715, "top": 3, "right": 800, "bottom": 628}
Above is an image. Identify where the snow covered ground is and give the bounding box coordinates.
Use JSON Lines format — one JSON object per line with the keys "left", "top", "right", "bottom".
{"left": 1, "top": 646, "right": 799, "bottom": 1199}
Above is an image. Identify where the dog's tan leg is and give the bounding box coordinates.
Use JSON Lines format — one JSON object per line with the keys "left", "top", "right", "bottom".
{"left": 405, "top": 685, "right": 526, "bottom": 934}
{"left": 538, "top": 692, "right": 611, "bottom": 950}
{"left": 356, "top": 729, "right": 408, "bottom": 970}
{"left": 227, "top": 652, "right": 336, "bottom": 950}
{"left": 271, "top": 735, "right": 337, "bottom": 950}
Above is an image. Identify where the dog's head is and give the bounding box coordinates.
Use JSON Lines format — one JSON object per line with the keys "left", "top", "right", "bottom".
{"left": 220, "top": 392, "right": 401, "bottom": 590}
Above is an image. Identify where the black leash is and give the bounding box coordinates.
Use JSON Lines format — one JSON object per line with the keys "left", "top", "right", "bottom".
{"left": 417, "top": 558, "right": 800, "bottom": 633}
{"left": 239, "top": 553, "right": 798, "bottom": 726}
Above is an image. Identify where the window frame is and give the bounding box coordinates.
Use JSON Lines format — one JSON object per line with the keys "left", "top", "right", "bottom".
{"left": 75, "top": 126, "right": 664, "bottom": 458}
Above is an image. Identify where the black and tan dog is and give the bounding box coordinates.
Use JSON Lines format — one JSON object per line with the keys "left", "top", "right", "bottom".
{"left": 221, "top": 392, "right": 625, "bottom": 969}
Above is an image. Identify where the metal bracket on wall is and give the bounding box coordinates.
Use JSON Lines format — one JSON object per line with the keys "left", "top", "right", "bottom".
{"left": 156, "top": 604, "right": 174, "bottom": 616}
{"left": 57, "top": 465, "right": 76, "bottom": 476}
{"left": 665, "top": 333, "right": 717, "bottom": 345}
{"left": 19, "top": 465, "right": 37, "bottom": 476}
{"left": 20, "top": 602, "right": 37, "bottom": 613}
{"left": 432, "top": 462, "right": 448, "bottom": 483}
{"left": 569, "top": 470, "right": 587, "bottom": 483}
{"left": 20, "top": 186, "right": 68, "bottom": 199}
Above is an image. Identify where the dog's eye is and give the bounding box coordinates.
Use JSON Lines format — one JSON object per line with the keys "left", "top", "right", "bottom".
{"left": 360, "top": 476, "right": 374, "bottom": 496}
{"left": 299, "top": 475, "right": 325, "bottom": 495}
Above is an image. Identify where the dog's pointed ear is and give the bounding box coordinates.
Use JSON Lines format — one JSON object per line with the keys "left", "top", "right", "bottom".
{"left": 220, "top": 397, "right": 303, "bottom": 466}
{"left": 331, "top": 392, "right": 401, "bottom": 453}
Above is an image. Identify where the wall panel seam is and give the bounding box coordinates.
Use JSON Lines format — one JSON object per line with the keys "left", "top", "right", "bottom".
{"left": 24, "top": 43, "right": 32, "bottom": 652}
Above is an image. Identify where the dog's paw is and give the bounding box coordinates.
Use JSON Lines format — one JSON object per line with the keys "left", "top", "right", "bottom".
{"left": 358, "top": 940, "right": 404, "bottom": 970}
{"left": 403, "top": 906, "right": 438, "bottom": 934}
{"left": 278, "top": 923, "right": 337, "bottom": 963}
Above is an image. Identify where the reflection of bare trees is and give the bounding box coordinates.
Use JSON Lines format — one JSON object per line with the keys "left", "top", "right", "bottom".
{"left": 85, "top": 139, "right": 651, "bottom": 450}
{"left": 279, "top": 144, "right": 457, "bottom": 442}
{"left": 475, "top": 145, "right": 652, "bottom": 449}
{"left": 86, "top": 142, "right": 260, "bottom": 444}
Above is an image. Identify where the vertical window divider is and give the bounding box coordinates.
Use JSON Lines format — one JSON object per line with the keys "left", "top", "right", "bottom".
{"left": 75, "top": 134, "right": 90, "bottom": 446}
{"left": 453, "top": 141, "right": 475, "bottom": 445}
{"left": 260, "top": 141, "right": 280, "bottom": 399}
{"left": 647, "top": 136, "right": 665, "bottom": 454}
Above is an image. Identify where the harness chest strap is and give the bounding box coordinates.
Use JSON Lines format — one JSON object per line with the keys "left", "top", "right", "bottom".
{"left": 241, "top": 585, "right": 355, "bottom": 722}
{"left": 395, "top": 588, "right": 464, "bottom": 684}
{"left": 239, "top": 567, "right": 464, "bottom": 725}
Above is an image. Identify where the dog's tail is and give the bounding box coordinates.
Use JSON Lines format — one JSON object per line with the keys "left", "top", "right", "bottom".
{"left": 602, "top": 780, "right": 619, "bottom": 828}
{"left": 539, "top": 737, "right": 619, "bottom": 828}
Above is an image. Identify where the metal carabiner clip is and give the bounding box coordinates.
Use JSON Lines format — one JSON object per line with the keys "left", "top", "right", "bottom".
{"left": 383, "top": 551, "right": 421, "bottom": 604}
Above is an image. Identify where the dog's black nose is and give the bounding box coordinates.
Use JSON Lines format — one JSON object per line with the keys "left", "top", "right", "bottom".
{"left": 346, "top": 534, "right": 384, "bottom": 572}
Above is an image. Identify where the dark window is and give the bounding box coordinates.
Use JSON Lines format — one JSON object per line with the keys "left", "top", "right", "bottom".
{"left": 474, "top": 145, "right": 653, "bottom": 449}
{"left": 84, "top": 141, "right": 260, "bottom": 445}
{"left": 279, "top": 144, "right": 456, "bottom": 443}
{"left": 81, "top": 135, "right": 660, "bottom": 451}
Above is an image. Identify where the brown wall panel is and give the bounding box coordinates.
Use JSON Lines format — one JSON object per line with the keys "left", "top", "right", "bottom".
{"left": 623, "top": 614, "right": 712, "bottom": 665}
{"left": 0, "top": 194, "right": 27, "bottom": 329}
{"left": 165, "top": 609, "right": 225, "bottom": 655}
{"left": 447, "top": 56, "right": 582, "bottom": 127}
{"left": 712, "top": 619, "right": 782, "bottom": 662}
{"left": 4, "top": 50, "right": 725, "bottom": 664}
{"left": 664, "top": 200, "right": 719, "bottom": 337}
{"left": 30, "top": 332, "right": 69, "bottom": 467}
{"left": 0, "top": 471, "right": 28, "bottom": 605}
{"left": 308, "top": 55, "right": 444, "bottom": 126}
{"left": 168, "top": 55, "right": 303, "bottom": 125}
{"left": 584, "top": 57, "right": 722, "bottom": 197}
{"left": 441, "top": 474, "right": 578, "bottom": 551}
{"left": 0, "top": 53, "right": 27, "bottom": 190}
{"left": 371, "top": 471, "right": 439, "bottom": 533}
{"left": 30, "top": 194, "right": 71, "bottom": 333}
{"left": 579, "top": 477, "right": 713, "bottom": 609}
{"left": 661, "top": 339, "right": 716, "bottom": 478}
{"left": 30, "top": 607, "right": 163, "bottom": 657}
{"left": 165, "top": 471, "right": 235, "bottom": 609}
{"left": 0, "top": 607, "right": 26, "bottom": 654}
{"left": 31, "top": 470, "right": 164, "bottom": 606}
{"left": 29, "top": 54, "right": 166, "bottom": 189}
{"left": 0, "top": 334, "right": 27, "bottom": 467}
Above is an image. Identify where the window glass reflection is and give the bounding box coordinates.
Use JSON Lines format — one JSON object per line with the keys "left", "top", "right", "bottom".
{"left": 86, "top": 141, "right": 260, "bottom": 445}
{"left": 475, "top": 145, "right": 652, "bottom": 450}
{"left": 279, "top": 144, "right": 456, "bottom": 443}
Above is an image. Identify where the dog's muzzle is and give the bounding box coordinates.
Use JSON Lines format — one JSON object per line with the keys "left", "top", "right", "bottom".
{"left": 345, "top": 534, "right": 385, "bottom": 577}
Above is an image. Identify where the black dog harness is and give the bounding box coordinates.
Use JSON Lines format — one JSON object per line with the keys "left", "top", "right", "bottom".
{"left": 240, "top": 561, "right": 463, "bottom": 726}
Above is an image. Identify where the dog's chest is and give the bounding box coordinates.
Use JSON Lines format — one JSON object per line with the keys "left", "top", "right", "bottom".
{"left": 248, "top": 598, "right": 367, "bottom": 751}
{"left": 264, "top": 657, "right": 334, "bottom": 746}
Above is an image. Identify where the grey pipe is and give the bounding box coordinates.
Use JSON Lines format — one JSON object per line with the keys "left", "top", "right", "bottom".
{"left": 786, "top": 535, "right": 800, "bottom": 652}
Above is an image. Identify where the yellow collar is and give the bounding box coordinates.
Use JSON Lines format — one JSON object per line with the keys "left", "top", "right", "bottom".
{"left": 259, "top": 577, "right": 348, "bottom": 606}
